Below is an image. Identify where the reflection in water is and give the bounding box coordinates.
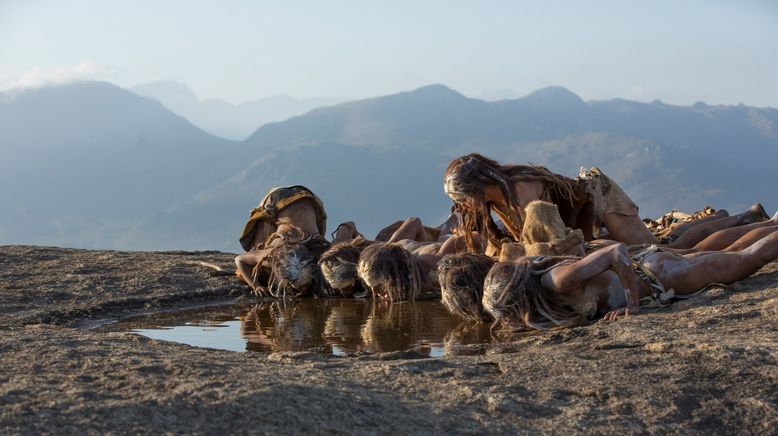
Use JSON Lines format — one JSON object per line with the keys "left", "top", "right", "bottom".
{"left": 132, "top": 299, "right": 494, "bottom": 357}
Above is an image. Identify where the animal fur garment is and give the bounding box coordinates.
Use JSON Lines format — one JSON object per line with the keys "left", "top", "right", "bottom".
{"left": 520, "top": 200, "right": 584, "bottom": 257}
{"left": 239, "top": 185, "right": 327, "bottom": 252}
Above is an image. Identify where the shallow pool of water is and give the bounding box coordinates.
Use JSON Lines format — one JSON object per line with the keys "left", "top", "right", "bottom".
{"left": 124, "top": 299, "right": 494, "bottom": 357}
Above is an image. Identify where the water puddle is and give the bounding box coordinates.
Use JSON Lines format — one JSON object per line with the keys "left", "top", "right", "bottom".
{"left": 110, "top": 299, "right": 496, "bottom": 357}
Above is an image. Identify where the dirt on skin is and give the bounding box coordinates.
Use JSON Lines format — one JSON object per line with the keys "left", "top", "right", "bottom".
{"left": 0, "top": 245, "right": 776, "bottom": 434}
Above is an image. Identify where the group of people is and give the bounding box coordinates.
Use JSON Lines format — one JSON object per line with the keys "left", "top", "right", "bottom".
{"left": 234, "top": 153, "right": 778, "bottom": 332}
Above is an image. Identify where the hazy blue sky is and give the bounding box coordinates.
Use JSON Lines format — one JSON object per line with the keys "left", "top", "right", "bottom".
{"left": 1, "top": 0, "right": 776, "bottom": 106}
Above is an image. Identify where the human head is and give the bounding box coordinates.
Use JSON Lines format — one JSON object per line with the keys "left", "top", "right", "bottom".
{"left": 482, "top": 259, "right": 585, "bottom": 331}
{"left": 438, "top": 252, "right": 496, "bottom": 322}
{"left": 268, "top": 236, "right": 331, "bottom": 298}
{"left": 356, "top": 242, "right": 427, "bottom": 302}
{"left": 444, "top": 154, "right": 514, "bottom": 248}
{"left": 444, "top": 154, "right": 577, "bottom": 249}
{"left": 318, "top": 238, "right": 373, "bottom": 297}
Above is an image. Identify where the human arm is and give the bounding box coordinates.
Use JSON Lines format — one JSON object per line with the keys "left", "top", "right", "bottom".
{"left": 234, "top": 248, "right": 275, "bottom": 296}
{"left": 541, "top": 244, "right": 631, "bottom": 293}
{"left": 541, "top": 244, "right": 640, "bottom": 320}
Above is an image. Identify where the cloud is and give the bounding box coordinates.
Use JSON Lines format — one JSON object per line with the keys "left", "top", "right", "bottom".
{"left": 2, "top": 61, "right": 114, "bottom": 90}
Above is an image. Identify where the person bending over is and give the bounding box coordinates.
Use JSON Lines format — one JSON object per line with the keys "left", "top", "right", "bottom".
{"left": 319, "top": 214, "right": 462, "bottom": 298}
{"left": 440, "top": 200, "right": 778, "bottom": 324}
{"left": 234, "top": 185, "right": 330, "bottom": 297}
{"left": 357, "top": 217, "right": 485, "bottom": 302}
{"left": 318, "top": 222, "right": 375, "bottom": 297}
{"left": 443, "top": 153, "right": 768, "bottom": 254}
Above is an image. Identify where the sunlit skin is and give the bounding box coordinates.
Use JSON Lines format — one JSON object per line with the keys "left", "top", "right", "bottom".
{"left": 356, "top": 217, "right": 487, "bottom": 301}
{"left": 234, "top": 199, "right": 321, "bottom": 293}
{"left": 664, "top": 205, "right": 773, "bottom": 249}
{"left": 386, "top": 216, "right": 486, "bottom": 276}
{"left": 474, "top": 184, "right": 768, "bottom": 251}
{"left": 477, "top": 180, "right": 658, "bottom": 247}
{"left": 541, "top": 227, "right": 778, "bottom": 320}
{"left": 662, "top": 212, "right": 778, "bottom": 255}
{"left": 322, "top": 221, "right": 364, "bottom": 297}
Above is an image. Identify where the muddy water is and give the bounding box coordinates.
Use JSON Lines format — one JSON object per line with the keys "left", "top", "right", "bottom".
{"left": 122, "top": 299, "right": 494, "bottom": 357}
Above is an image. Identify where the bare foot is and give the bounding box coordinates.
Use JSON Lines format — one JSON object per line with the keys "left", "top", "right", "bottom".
{"left": 436, "top": 213, "right": 461, "bottom": 237}
{"left": 741, "top": 203, "right": 769, "bottom": 224}
{"left": 331, "top": 221, "right": 361, "bottom": 241}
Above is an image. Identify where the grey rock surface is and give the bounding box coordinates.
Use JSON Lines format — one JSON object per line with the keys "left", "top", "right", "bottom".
{"left": 0, "top": 245, "right": 776, "bottom": 434}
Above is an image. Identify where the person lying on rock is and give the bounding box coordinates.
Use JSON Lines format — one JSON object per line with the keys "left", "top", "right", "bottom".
{"left": 319, "top": 213, "right": 461, "bottom": 298}
{"left": 443, "top": 153, "right": 770, "bottom": 254}
{"left": 440, "top": 200, "right": 778, "bottom": 328}
{"left": 438, "top": 252, "right": 496, "bottom": 322}
{"left": 234, "top": 185, "right": 331, "bottom": 298}
{"left": 482, "top": 225, "right": 778, "bottom": 331}
{"left": 356, "top": 217, "right": 486, "bottom": 302}
{"left": 318, "top": 222, "right": 375, "bottom": 298}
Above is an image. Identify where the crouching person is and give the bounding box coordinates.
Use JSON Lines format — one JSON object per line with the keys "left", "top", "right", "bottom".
{"left": 234, "top": 185, "right": 331, "bottom": 298}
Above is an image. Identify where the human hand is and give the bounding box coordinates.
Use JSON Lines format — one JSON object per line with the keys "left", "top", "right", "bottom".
{"left": 252, "top": 284, "right": 270, "bottom": 298}
{"left": 602, "top": 306, "right": 638, "bottom": 321}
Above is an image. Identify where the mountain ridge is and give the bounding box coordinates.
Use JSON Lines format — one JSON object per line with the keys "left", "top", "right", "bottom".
{"left": 130, "top": 80, "right": 346, "bottom": 140}
{"left": 2, "top": 80, "right": 776, "bottom": 250}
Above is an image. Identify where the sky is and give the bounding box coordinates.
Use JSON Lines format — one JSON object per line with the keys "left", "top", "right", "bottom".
{"left": 1, "top": 0, "right": 777, "bottom": 106}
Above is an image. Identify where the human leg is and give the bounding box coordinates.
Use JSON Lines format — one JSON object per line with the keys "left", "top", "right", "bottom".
{"left": 668, "top": 203, "right": 769, "bottom": 249}
{"left": 235, "top": 249, "right": 273, "bottom": 292}
{"left": 658, "top": 209, "right": 729, "bottom": 241}
{"left": 603, "top": 212, "right": 660, "bottom": 245}
{"left": 721, "top": 225, "right": 778, "bottom": 252}
{"left": 691, "top": 213, "right": 778, "bottom": 251}
{"left": 387, "top": 217, "right": 427, "bottom": 243}
{"left": 645, "top": 231, "right": 778, "bottom": 293}
{"left": 331, "top": 221, "right": 362, "bottom": 244}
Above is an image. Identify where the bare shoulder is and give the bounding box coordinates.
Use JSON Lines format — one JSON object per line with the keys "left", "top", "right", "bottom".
{"left": 513, "top": 180, "right": 545, "bottom": 207}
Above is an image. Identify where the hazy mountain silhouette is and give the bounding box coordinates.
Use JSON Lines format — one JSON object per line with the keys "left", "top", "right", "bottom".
{"left": 133, "top": 84, "right": 778, "bottom": 250}
{"left": 0, "top": 81, "right": 244, "bottom": 247}
{"left": 130, "top": 81, "right": 345, "bottom": 140}
{"left": 2, "top": 81, "right": 776, "bottom": 250}
{"left": 475, "top": 89, "right": 522, "bottom": 101}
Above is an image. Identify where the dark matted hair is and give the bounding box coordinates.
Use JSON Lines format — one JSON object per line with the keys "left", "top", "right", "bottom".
{"left": 482, "top": 258, "right": 584, "bottom": 331}
{"left": 444, "top": 153, "right": 578, "bottom": 250}
{"left": 357, "top": 242, "right": 433, "bottom": 303}
{"left": 438, "top": 252, "right": 496, "bottom": 322}
{"left": 267, "top": 235, "right": 332, "bottom": 298}
{"left": 318, "top": 237, "right": 375, "bottom": 297}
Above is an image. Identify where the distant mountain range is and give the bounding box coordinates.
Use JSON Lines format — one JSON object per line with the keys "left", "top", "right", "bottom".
{"left": 1, "top": 81, "right": 776, "bottom": 251}
{"left": 130, "top": 81, "right": 345, "bottom": 140}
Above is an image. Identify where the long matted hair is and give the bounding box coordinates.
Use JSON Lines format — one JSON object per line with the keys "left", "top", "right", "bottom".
{"left": 444, "top": 153, "right": 579, "bottom": 250}
{"left": 318, "top": 237, "right": 375, "bottom": 297}
{"left": 266, "top": 235, "right": 332, "bottom": 298}
{"left": 438, "top": 252, "right": 496, "bottom": 322}
{"left": 482, "top": 258, "right": 585, "bottom": 331}
{"left": 356, "top": 242, "right": 430, "bottom": 302}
